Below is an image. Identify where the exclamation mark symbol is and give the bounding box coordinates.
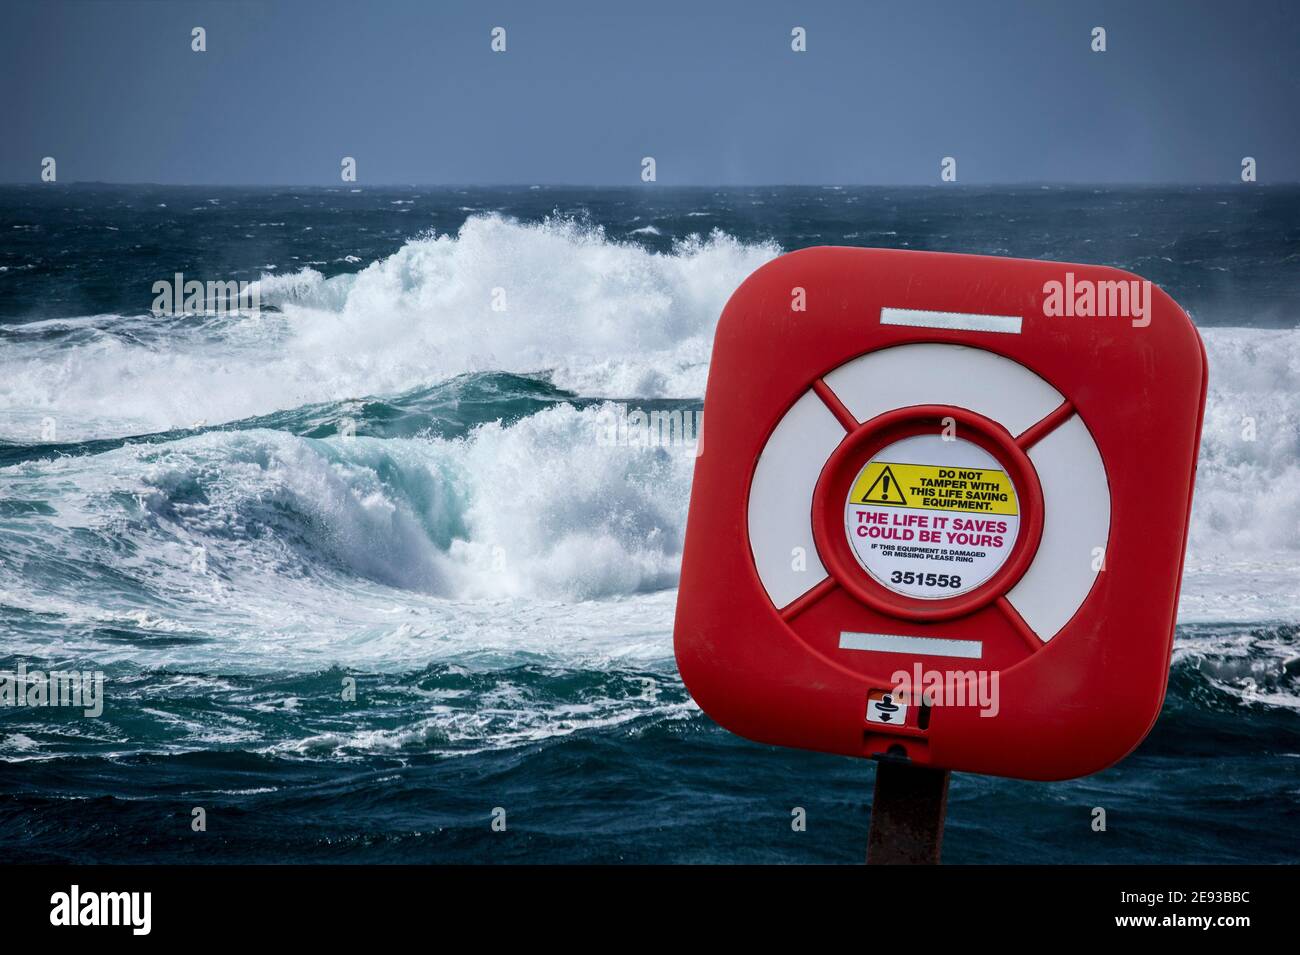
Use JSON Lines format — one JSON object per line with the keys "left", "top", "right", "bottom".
{"left": 862, "top": 465, "right": 906, "bottom": 505}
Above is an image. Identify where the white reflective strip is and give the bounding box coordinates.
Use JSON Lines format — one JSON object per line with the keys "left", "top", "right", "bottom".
{"left": 881, "top": 307, "right": 1022, "bottom": 335}
{"left": 822, "top": 343, "right": 1062, "bottom": 436}
{"left": 1006, "top": 415, "right": 1110, "bottom": 641}
{"left": 839, "top": 631, "right": 984, "bottom": 659}
{"left": 747, "top": 390, "right": 844, "bottom": 609}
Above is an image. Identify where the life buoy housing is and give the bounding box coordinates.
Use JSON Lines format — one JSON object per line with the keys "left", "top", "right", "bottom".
{"left": 674, "top": 247, "right": 1207, "bottom": 781}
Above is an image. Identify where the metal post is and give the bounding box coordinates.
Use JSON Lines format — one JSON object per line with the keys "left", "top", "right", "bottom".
{"left": 866, "top": 758, "right": 950, "bottom": 864}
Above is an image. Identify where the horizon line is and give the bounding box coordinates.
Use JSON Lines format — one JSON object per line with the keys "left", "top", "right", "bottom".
{"left": 1, "top": 180, "right": 1295, "bottom": 189}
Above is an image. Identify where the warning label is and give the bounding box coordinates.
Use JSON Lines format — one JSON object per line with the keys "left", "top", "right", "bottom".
{"left": 850, "top": 461, "right": 1018, "bottom": 514}
{"left": 844, "top": 435, "right": 1021, "bottom": 600}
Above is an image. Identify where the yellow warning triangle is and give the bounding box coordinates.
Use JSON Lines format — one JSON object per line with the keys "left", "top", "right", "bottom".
{"left": 860, "top": 465, "right": 908, "bottom": 505}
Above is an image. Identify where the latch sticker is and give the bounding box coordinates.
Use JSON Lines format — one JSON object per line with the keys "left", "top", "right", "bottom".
{"left": 866, "top": 688, "right": 909, "bottom": 725}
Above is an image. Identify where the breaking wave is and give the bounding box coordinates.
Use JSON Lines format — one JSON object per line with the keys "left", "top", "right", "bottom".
{"left": 0, "top": 215, "right": 777, "bottom": 441}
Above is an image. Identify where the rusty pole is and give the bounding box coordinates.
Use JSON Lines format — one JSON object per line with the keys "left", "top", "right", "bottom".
{"left": 866, "top": 757, "right": 951, "bottom": 864}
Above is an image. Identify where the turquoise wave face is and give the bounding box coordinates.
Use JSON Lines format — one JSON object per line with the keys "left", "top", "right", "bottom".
{"left": 0, "top": 396, "right": 703, "bottom": 679}
{"left": 0, "top": 372, "right": 703, "bottom": 466}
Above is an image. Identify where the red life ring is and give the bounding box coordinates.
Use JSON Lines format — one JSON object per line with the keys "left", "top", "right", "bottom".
{"left": 674, "top": 247, "right": 1207, "bottom": 781}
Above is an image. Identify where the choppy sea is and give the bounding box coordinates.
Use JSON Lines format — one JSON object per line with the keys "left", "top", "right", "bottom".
{"left": 1, "top": 184, "right": 1298, "bottom": 862}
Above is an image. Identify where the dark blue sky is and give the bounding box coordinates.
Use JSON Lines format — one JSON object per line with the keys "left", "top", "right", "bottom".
{"left": 2, "top": 0, "right": 1298, "bottom": 184}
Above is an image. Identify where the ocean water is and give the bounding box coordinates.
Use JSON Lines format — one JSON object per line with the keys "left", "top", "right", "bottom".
{"left": 1, "top": 184, "right": 1298, "bottom": 864}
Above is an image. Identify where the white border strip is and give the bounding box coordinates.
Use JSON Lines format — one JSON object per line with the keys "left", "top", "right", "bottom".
{"left": 839, "top": 631, "right": 983, "bottom": 659}
{"left": 881, "top": 307, "right": 1022, "bottom": 335}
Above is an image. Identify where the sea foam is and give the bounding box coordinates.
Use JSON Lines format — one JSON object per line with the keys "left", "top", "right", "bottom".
{"left": 1, "top": 220, "right": 1298, "bottom": 668}
{"left": 0, "top": 215, "right": 777, "bottom": 441}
